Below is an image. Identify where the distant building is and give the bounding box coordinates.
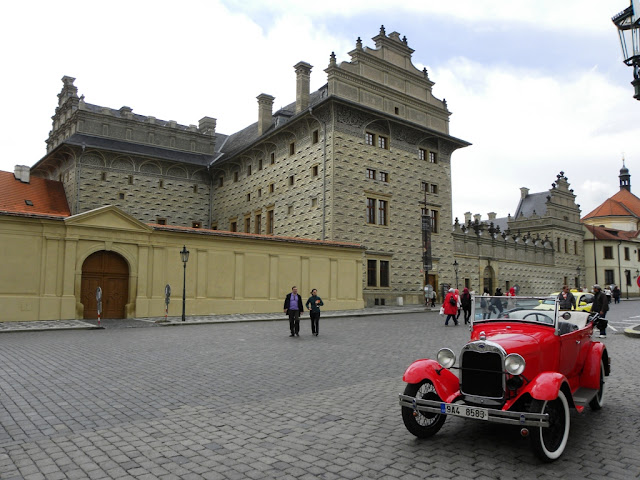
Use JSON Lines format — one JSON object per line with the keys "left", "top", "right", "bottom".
{"left": 582, "top": 163, "right": 640, "bottom": 296}
{"left": 452, "top": 172, "right": 585, "bottom": 295}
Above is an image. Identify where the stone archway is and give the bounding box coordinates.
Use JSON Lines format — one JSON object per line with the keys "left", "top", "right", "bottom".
{"left": 81, "top": 251, "right": 129, "bottom": 319}
{"left": 483, "top": 266, "right": 495, "bottom": 294}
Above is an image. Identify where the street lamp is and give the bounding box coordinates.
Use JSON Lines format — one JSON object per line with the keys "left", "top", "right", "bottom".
{"left": 180, "top": 245, "right": 190, "bottom": 322}
{"left": 453, "top": 260, "right": 459, "bottom": 290}
{"left": 612, "top": 1, "right": 640, "bottom": 100}
{"left": 576, "top": 266, "right": 581, "bottom": 290}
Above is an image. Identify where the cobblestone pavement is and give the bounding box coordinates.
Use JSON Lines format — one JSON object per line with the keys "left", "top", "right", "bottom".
{"left": 0, "top": 304, "right": 638, "bottom": 479}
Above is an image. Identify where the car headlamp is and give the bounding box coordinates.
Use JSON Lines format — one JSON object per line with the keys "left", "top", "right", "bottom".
{"left": 437, "top": 348, "right": 456, "bottom": 369}
{"left": 504, "top": 353, "right": 526, "bottom": 375}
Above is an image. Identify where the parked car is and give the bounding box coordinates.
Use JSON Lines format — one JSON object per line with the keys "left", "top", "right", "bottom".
{"left": 399, "top": 296, "right": 610, "bottom": 462}
{"left": 534, "top": 290, "right": 594, "bottom": 312}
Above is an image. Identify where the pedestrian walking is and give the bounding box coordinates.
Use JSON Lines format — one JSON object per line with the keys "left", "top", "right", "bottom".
{"left": 460, "top": 287, "right": 472, "bottom": 324}
{"left": 612, "top": 286, "right": 621, "bottom": 304}
{"left": 443, "top": 288, "right": 459, "bottom": 326}
{"left": 305, "top": 289, "right": 324, "bottom": 336}
{"left": 591, "top": 284, "right": 610, "bottom": 338}
{"left": 430, "top": 289, "right": 437, "bottom": 307}
{"left": 284, "top": 286, "right": 304, "bottom": 337}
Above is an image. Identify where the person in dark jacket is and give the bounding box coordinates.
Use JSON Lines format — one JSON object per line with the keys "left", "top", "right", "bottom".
{"left": 591, "top": 284, "right": 609, "bottom": 338}
{"left": 491, "top": 288, "right": 504, "bottom": 315}
{"left": 284, "top": 286, "right": 304, "bottom": 337}
{"left": 305, "top": 289, "right": 324, "bottom": 336}
{"left": 460, "top": 288, "right": 472, "bottom": 324}
{"left": 557, "top": 285, "right": 576, "bottom": 310}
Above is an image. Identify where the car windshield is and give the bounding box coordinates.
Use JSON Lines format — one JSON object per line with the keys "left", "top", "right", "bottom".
{"left": 473, "top": 295, "right": 558, "bottom": 326}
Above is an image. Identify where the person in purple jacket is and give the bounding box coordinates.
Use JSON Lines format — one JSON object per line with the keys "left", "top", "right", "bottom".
{"left": 284, "top": 286, "right": 304, "bottom": 337}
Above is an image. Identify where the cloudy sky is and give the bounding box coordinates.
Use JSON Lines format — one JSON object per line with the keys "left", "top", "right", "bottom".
{"left": 2, "top": 0, "right": 638, "bottom": 221}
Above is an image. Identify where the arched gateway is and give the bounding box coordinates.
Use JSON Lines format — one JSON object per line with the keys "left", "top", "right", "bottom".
{"left": 81, "top": 251, "right": 129, "bottom": 319}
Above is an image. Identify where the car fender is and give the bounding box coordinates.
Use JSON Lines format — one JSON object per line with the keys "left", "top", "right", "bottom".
{"left": 402, "top": 359, "right": 459, "bottom": 402}
{"left": 520, "top": 372, "right": 567, "bottom": 401}
{"left": 580, "top": 343, "right": 608, "bottom": 390}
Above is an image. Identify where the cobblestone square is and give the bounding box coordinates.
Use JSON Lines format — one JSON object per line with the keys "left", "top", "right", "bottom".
{"left": 0, "top": 307, "right": 639, "bottom": 479}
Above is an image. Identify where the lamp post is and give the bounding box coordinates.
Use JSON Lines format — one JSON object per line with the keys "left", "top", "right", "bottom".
{"left": 576, "top": 266, "right": 581, "bottom": 290}
{"left": 453, "top": 260, "right": 459, "bottom": 290}
{"left": 612, "top": 1, "right": 640, "bottom": 100}
{"left": 180, "top": 245, "right": 190, "bottom": 322}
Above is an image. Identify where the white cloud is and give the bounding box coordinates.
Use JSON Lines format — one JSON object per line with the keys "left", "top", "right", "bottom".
{"left": 431, "top": 57, "right": 640, "bottom": 219}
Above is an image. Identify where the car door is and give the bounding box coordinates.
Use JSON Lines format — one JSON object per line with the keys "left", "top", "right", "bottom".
{"left": 558, "top": 328, "right": 582, "bottom": 379}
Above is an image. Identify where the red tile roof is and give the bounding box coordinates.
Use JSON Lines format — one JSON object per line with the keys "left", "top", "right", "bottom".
{"left": 582, "top": 189, "right": 640, "bottom": 220}
{"left": 0, "top": 170, "right": 70, "bottom": 217}
{"left": 584, "top": 224, "right": 640, "bottom": 240}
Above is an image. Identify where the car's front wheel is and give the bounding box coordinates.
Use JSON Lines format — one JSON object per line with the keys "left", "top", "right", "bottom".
{"left": 401, "top": 380, "right": 446, "bottom": 438}
{"left": 589, "top": 358, "right": 606, "bottom": 410}
{"left": 529, "top": 390, "right": 570, "bottom": 462}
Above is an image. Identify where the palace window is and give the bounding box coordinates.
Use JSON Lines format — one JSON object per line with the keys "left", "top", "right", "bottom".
{"left": 289, "top": 142, "right": 295, "bottom": 155}
{"left": 230, "top": 220, "right": 237, "bottom": 232}
{"left": 367, "top": 169, "right": 376, "bottom": 180}
{"left": 365, "top": 132, "right": 374, "bottom": 146}
{"left": 157, "top": 218, "right": 166, "bottom": 225}
{"left": 604, "top": 246, "right": 614, "bottom": 259}
{"left": 367, "top": 258, "right": 391, "bottom": 287}
{"left": 429, "top": 151, "right": 437, "bottom": 163}
{"left": 421, "top": 208, "right": 439, "bottom": 233}
{"left": 312, "top": 165, "right": 319, "bottom": 177}
{"left": 418, "top": 148, "right": 426, "bottom": 161}
{"left": 270, "top": 152, "right": 275, "bottom": 165}
{"left": 289, "top": 175, "right": 295, "bottom": 186}
{"left": 269, "top": 183, "right": 274, "bottom": 193}
{"left": 192, "top": 222, "right": 201, "bottom": 228}
{"left": 245, "top": 217, "right": 251, "bottom": 233}
{"left": 218, "top": 176, "right": 224, "bottom": 187}
{"left": 625, "top": 247, "right": 630, "bottom": 260}
{"left": 379, "top": 171, "right": 388, "bottom": 183}
{"left": 255, "top": 213, "right": 262, "bottom": 234}
{"left": 313, "top": 130, "right": 319, "bottom": 144}
{"left": 247, "top": 165, "right": 252, "bottom": 176}
{"left": 365, "top": 131, "right": 389, "bottom": 150}
{"left": 366, "top": 197, "right": 388, "bottom": 226}
{"left": 234, "top": 171, "right": 239, "bottom": 182}
{"left": 267, "top": 209, "right": 274, "bottom": 234}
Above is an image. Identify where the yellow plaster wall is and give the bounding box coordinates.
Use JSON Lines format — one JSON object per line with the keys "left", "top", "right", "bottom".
{"left": 0, "top": 208, "right": 364, "bottom": 321}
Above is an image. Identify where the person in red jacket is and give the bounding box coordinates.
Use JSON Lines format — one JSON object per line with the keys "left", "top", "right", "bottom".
{"left": 443, "top": 288, "right": 459, "bottom": 326}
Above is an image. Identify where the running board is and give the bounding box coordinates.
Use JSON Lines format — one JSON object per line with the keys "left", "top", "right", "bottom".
{"left": 573, "top": 387, "right": 599, "bottom": 406}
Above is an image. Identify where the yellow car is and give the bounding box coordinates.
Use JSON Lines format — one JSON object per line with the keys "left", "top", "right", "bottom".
{"left": 535, "top": 290, "right": 594, "bottom": 312}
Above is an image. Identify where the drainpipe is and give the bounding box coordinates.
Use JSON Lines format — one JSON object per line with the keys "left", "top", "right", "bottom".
{"left": 308, "top": 107, "right": 326, "bottom": 241}
{"left": 617, "top": 241, "right": 622, "bottom": 290}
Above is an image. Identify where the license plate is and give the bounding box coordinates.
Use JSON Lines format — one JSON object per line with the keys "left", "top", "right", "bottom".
{"left": 440, "top": 403, "right": 488, "bottom": 420}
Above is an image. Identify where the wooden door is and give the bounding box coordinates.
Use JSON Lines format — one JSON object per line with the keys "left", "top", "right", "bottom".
{"left": 81, "top": 251, "right": 129, "bottom": 319}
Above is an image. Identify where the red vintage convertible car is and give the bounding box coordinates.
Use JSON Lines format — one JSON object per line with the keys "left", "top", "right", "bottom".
{"left": 399, "top": 296, "right": 611, "bottom": 462}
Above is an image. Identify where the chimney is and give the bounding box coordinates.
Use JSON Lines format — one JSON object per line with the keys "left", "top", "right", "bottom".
{"left": 464, "top": 212, "right": 472, "bottom": 224}
{"left": 198, "top": 116, "right": 217, "bottom": 136}
{"left": 257, "top": 94, "right": 275, "bottom": 136}
{"left": 294, "top": 61, "right": 313, "bottom": 113}
{"left": 14, "top": 165, "right": 30, "bottom": 183}
{"left": 473, "top": 214, "right": 482, "bottom": 223}
{"left": 520, "top": 187, "right": 529, "bottom": 199}
{"left": 487, "top": 212, "right": 497, "bottom": 220}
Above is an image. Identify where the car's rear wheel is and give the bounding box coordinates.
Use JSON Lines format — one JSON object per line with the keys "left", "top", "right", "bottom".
{"left": 589, "top": 359, "right": 606, "bottom": 410}
{"left": 401, "top": 380, "right": 446, "bottom": 438}
{"left": 529, "top": 390, "right": 570, "bottom": 462}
